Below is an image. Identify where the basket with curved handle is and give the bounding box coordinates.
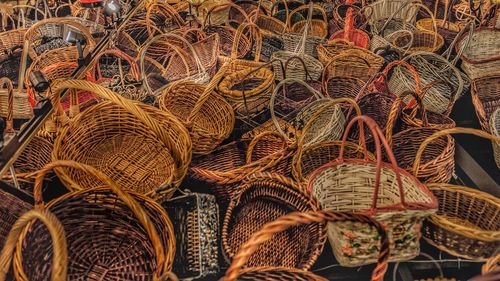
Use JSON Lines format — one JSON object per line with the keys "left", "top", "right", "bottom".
{"left": 204, "top": 1, "right": 250, "bottom": 27}
{"left": 224, "top": 22, "right": 263, "bottom": 69}
{"left": 321, "top": 49, "right": 373, "bottom": 88}
{"left": 0, "top": 78, "right": 15, "bottom": 135}
{"left": 255, "top": 0, "right": 289, "bottom": 32}
{"left": 29, "top": 160, "right": 171, "bottom": 279}
{"left": 91, "top": 48, "right": 141, "bottom": 82}
{"left": 222, "top": 210, "right": 390, "bottom": 281}
{"left": 51, "top": 80, "right": 191, "bottom": 193}
{"left": 145, "top": 1, "right": 185, "bottom": 36}
{"left": 245, "top": 130, "right": 293, "bottom": 165}
{"left": 406, "top": 79, "right": 457, "bottom": 119}
{"left": 0, "top": 4, "right": 15, "bottom": 32}
{"left": 288, "top": 3, "right": 328, "bottom": 38}
{"left": 0, "top": 209, "right": 67, "bottom": 281}
{"left": 12, "top": 4, "right": 47, "bottom": 29}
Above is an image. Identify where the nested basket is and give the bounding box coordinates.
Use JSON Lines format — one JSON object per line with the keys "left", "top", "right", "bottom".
{"left": 12, "top": 161, "right": 175, "bottom": 280}
{"left": 423, "top": 183, "right": 500, "bottom": 260}
{"left": 471, "top": 75, "right": 500, "bottom": 132}
{"left": 144, "top": 1, "right": 186, "bottom": 35}
{"left": 491, "top": 108, "right": 500, "bottom": 169}
{"left": 51, "top": 80, "right": 192, "bottom": 199}
{"left": 222, "top": 173, "right": 323, "bottom": 268}
{"left": 188, "top": 131, "right": 295, "bottom": 203}
{"left": 24, "top": 18, "right": 95, "bottom": 59}
{"left": 308, "top": 115, "right": 438, "bottom": 266}
{"left": 158, "top": 64, "right": 234, "bottom": 155}
{"left": 455, "top": 27, "right": 500, "bottom": 80}
{"left": 222, "top": 210, "right": 390, "bottom": 281}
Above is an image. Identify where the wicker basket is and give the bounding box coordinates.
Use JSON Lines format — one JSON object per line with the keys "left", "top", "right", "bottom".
{"left": 0, "top": 209, "right": 66, "bottom": 281}
{"left": 423, "top": 183, "right": 500, "bottom": 260}
{"left": 14, "top": 160, "right": 175, "bottom": 280}
{"left": 330, "top": 6, "right": 370, "bottom": 48}
{"left": 251, "top": 2, "right": 286, "bottom": 61}
{"left": 0, "top": 4, "right": 16, "bottom": 32}
{"left": 364, "top": 0, "right": 422, "bottom": 29}
{"left": 308, "top": 115, "right": 438, "bottom": 266}
{"left": 491, "top": 108, "right": 500, "bottom": 170}
{"left": 289, "top": 4, "right": 328, "bottom": 38}
{"left": 51, "top": 80, "right": 192, "bottom": 199}
{"left": 482, "top": 254, "right": 500, "bottom": 275}
{"left": 222, "top": 173, "right": 323, "bottom": 267}
{"left": 416, "top": 0, "right": 462, "bottom": 47}
{"left": 145, "top": 1, "right": 186, "bottom": 35}
{"left": 455, "top": 27, "right": 500, "bottom": 80}
{"left": 0, "top": 29, "right": 25, "bottom": 84}
{"left": 0, "top": 78, "right": 33, "bottom": 123}
{"left": 159, "top": 64, "right": 234, "bottom": 155}
{"left": 471, "top": 75, "right": 500, "bottom": 132}
{"left": 222, "top": 210, "right": 390, "bottom": 281}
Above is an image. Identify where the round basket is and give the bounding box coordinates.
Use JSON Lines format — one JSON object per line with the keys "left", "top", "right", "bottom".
{"left": 471, "top": 75, "right": 500, "bottom": 132}
{"left": 159, "top": 64, "right": 234, "bottom": 155}
{"left": 222, "top": 210, "right": 390, "bottom": 281}
{"left": 308, "top": 115, "right": 438, "bottom": 266}
{"left": 289, "top": 4, "right": 328, "bottom": 38}
{"left": 221, "top": 173, "right": 323, "bottom": 267}
{"left": 51, "top": 80, "right": 192, "bottom": 199}
{"left": 491, "top": 108, "right": 500, "bottom": 170}
{"left": 330, "top": 6, "right": 370, "bottom": 48}
{"left": 423, "top": 183, "right": 500, "bottom": 260}
{"left": 322, "top": 76, "right": 365, "bottom": 101}
{"left": 416, "top": 0, "right": 461, "bottom": 47}
{"left": 12, "top": 161, "right": 175, "bottom": 280}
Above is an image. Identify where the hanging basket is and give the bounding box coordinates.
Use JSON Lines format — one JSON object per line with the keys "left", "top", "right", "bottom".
{"left": 222, "top": 210, "right": 390, "bottom": 281}
{"left": 14, "top": 161, "right": 175, "bottom": 280}
{"left": 491, "top": 108, "right": 500, "bottom": 170}
{"left": 221, "top": 173, "right": 323, "bottom": 268}
{"left": 159, "top": 64, "right": 234, "bottom": 155}
{"left": 471, "top": 75, "right": 500, "bottom": 132}
{"left": 423, "top": 183, "right": 500, "bottom": 260}
{"left": 51, "top": 80, "right": 192, "bottom": 199}
{"left": 308, "top": 115, "right": 438, "bottom": 266}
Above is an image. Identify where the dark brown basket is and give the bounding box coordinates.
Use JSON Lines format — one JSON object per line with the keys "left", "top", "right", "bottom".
{"left": 221, "top": 173, "right": 324, "bottom": 269}
{"left": 471, "top": 75, "right": 500, "bottom": 132}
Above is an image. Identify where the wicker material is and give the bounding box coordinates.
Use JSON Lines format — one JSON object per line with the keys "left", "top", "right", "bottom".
{"left": 14, "top": 161, "right": 175, "bottom": 280}
{"left": 0, "top": 28, "right": 25, "bottom": 83}
{"left": 222, "top": 173, "right": 323, "bottom": 268}
{"left": 218, "top": 23, "right": 265, "bottom": 72}
{"left": 159, "top": 64, "right": 234, "bottom": 155}
{"left": 364, "top": 0, "right": 422, "bottom": 29}
{"left": 308, "top": 115, "right": 438, "bottom": 266}
{"left": 416, "top": 0, "right": 461, "bottom": 46}
{"left": 455, "top": 28, "right": 500, "bottom": 80}
{"left": 323, "top": 76, "right": 365, "bottom": 101}
{"left": 51, "top": 80, "right": 192, "bottom": 199}
{"left": 0, "top": 79, "right": 32, "bottom": 121}
{"left": 289, "top": 4, "right": 328, "bottom": 38}
{"left": 482, "top": 254, "right": 500, "bottom": 274}
{"left": 423, "top": 183, "right": 500, "bottom": 260}
{"left": 0, "top": 209, "right": 67, "bottom": 281}
{"left": 491, "top": 109, "right": 500, "bottom": 170}
{"left": 222, "top": 210, "right": 390, "bottom": 281}
{"left": 472, "top": 76, "right": 500, "bottom": 132}
{"left": 330, "top": 6, "right": 370, "bottom": 48}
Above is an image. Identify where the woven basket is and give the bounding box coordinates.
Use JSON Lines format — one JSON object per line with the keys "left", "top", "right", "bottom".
{"left": 13, "top": 160, "right": 175, "bottom": 280}
{"left": 0, "top": 4, "right": 16, "bottom": 32}
{"left": 251, "top": 4, "right": 286, "bottom": 61}
{"left": 308, "top": 115, "right": 438, "bottom": 266}
{"left": 323, "top": 76, "right": 365, "bottom": 101}
{"left": 0, "top": 29, "right": 25, "bottom": 84}
{"left": 416, "top": 0, "right": 462, "bottom": 46}
{"left": 188, "top": 131, "right": 295, "bottom": 203}
{"left": 330, "top": 6, "right": 370, "bottom": 48}
{"left": 491, "top": 108, "right": 500, "bottom": 170}
{"left": 0, "top": 78, "right": 33, "bottom": 122}
{"left": 145, "top": 1, "right": 186, "bottom": 35}
{"left": 455, "top": 27, "right": 500, "bottom": 80}
{"left": 222, "top": 173, "right": 323, "bottom": 267}
{"left": 289, "top": 4, "right": 328, "bottom": 38}
{"left": 198, "top": 0, "right": 233, "bottom": 25}
{"left": 471, "top": 75, "right": 500, "bottom": 132}
{"left": 51, "top": 80, "right": 192, "bottom": 199}
{"left": 364, "top": 0, "right": 422, "bottom": 29}
{"left": 222, "top": 210, "right": 390, "bottom": 281}
{"left": 0, "top": 209, "right": 65, "bottom": 281}
{"left": 423, "top": 183, "right": 500, "bottom": 260}
{"left": 159, "top": 64, "right": 234, "bottom": 155}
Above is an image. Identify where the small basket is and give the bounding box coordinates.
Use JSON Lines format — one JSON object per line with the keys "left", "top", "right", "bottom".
{"left": 330, "top": 6, "right": 370, "bottom": 48}
{"left": 51, "top": 80, "right": 192, "bottom": 199}
{"left": 308, "top": 115, "right": 438, "bottom": 266}
{"left": 471, "top": 75, "right": 500, "bottom": 132}
{"left": 491, "top": 108, "right": 500, "bottom": 169}
{"left": 0, "top": 78, "right": 33, "bottom": 122}
{"left": 159, "top": 65, "right": 234, "bottom": 155}
{"left": 289, "top": 4, "right": 328, "bottom": 38}
{"left": 222, "top": 210, "right": 391, "bottom": 281}
{"left": 423, "top": 183, "right": 500, "bottom": 260}
{"left": 14, "top": 161, "right": 175, "bottom": 280}
{"left": 221, "top": 173, "right": 323, "bottom": 268}
{"left": 161, "top": 190, "right": 219, "bottom": 280}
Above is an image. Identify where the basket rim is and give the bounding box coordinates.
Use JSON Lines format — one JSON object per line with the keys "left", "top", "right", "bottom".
{"left": 455, "top": 27, "right": 500, "bottom": 64}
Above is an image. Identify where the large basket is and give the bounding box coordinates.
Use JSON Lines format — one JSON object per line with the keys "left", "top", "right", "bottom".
{"left": 51, "top": 80, "right": 192, "bottom": 199}
{"left": 471, "top": 75, "right": 500, "bottom": 132}
{"left": 221, "top": 173, "right": 323, "bottom": 267}
{"left": 159, "top": 64, "right": 234, "bottom": 155}
{"left": 455, "top": 27, "right": 500, "bottom": 80}
{"left": 491, "top": 108, "right": 500, "bottom": 169}
{"left": 222, "top": 210, "right": 390, "bottom": 281}
{"left": 423, "top": 183, "right": 500, "bottom": 260}
{"left": 364, "top": 0, "right": 422, "bottom": 29}
{"left": 13, "top": 161, "right": 175, "bottom": 280}
{"left": 308, "top": 115, "right": 438, "bottom": 266}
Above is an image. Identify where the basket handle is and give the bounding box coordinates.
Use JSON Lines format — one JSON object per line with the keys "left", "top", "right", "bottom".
{"left": 409, "top": 2, "right": 439, "bottom": 50}
{"left": 13, "top": 4, "right": 47, "bottom": 29}
{"left": 385, "top": 90, "right": 429, "bottom": 146}
{"left": 257, "top": 0, "right": 289, "bottom": 27}
{"left": 372, "top": 0, "right": 416, "bottom": 35}
{"left": 160, "top": 33, "right": 207, "bottom": 78}
{"left": 51, "top": 80, "right": 189, "bottom": 185}
{"left": 299, "top": 97, "right": 362, "bottom": 148}
{"left": 203, "top": 2, "right": 249, "bottom": 27}
{"left": 411, "top": 78, "right": 456, "bottom": 117}
{"left": 25, "top": 18, "right": 96, "bottom": 50}
{"left": 289, "top": 3, "right": 328, "bottom": 27}
{"left": 0, "top": 78, "right": 15, "bottom": 135}
{"left": 321, "top": 49, "right": 372, "bottom": 92}
{"left": 382, "top": 60, "right": 421, "bottom": 96}
{"left": 222, "top": 210, "right": 390, "bottom": 281}
{"left": 245, "top": 131, "right": 291, "bottom": 164}
{"left": 145, "top": 2, "right": 185, "bottom": 36}
{"left": 32, "top": 160, "right": 169, "bottom": 278}
{"left": 412, "top": 127, "right": 500, "bottom": 176}
{"left": 0, "top": 4, "right": 15, "bottom": 32}
{"left": 231, "top": 22, "right": 262, "bottom": 62}
{"left": 339, "top": 115, "right": 407, "bottom": 211}
{"left": 270, "top": 78, "right": 324, "bottom": 141}
{"left": 244, "top": 172, "right": 304, "bottom": 194}
{"left": 0, "top": 209, "right": 67, "bottom": 281}
{"left": 92, "top": 48, "right": 141, "bottom": 82}
{"left": 283, "top": 55, "right": 313, "bottom": 81}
